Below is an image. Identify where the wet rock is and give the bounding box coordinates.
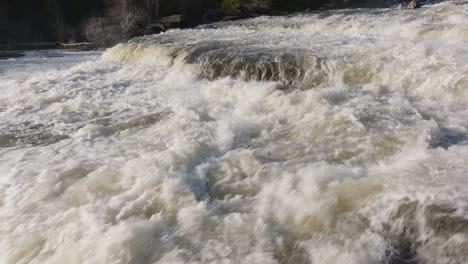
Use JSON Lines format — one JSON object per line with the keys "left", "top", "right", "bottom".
{"left": 143, "top": 23, "right": 166, "bottom": 35}
{"left": 222, "top": 15, "right": 241, "bottom": 21}
{"left": 58, "top": 42, "right": 96, "bottom": 51}
{"left": 160, "top": 15, "right": 185, "bottom": 28}
{"left": 203, "top": 9, "right": 247, "bottom": 23}
{"left": 399, "top": 0, "right": 421, "bottom": 10}
{"left": 204, "top": 9, "right": 229, "bottom": 22}
{"left": 222, "top": 13, "right": 259, "bottom": 21}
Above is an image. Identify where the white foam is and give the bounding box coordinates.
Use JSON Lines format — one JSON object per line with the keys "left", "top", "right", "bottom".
{"left": 1, "top": 1, "right": 468, "bottom": 263}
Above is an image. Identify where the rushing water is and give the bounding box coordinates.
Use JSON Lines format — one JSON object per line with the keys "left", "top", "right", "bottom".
{"left": 1, "top": 2, "right": 468, "bottom": 263}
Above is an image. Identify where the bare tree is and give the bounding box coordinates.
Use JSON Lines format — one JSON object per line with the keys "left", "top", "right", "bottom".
{"left": 84, "top": 0, "right": 151, "bottom": 45}
{"left": 111, "top": 0, "right": 149, "bottom": 33}
{"left": 143, "top": 0, "right": 160, "bottom": 18}
{"left": 50, "top": 0, "right": 67, "bottom": 41}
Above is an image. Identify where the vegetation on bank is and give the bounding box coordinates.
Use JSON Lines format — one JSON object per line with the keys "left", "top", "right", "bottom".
{"left": 1, "top": 0, "right": 404, "bottom": 48}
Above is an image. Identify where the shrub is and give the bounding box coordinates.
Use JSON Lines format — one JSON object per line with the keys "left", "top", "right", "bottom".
{"left": 243, "top": 0, "right": 272, "bottom": 11}
{"left": 221, "top": 0, "right": 240, "bottom": 11}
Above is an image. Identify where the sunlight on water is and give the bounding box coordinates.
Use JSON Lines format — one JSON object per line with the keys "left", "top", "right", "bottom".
{"left": 1, "top": 2, "right": 468, "bottom": 263}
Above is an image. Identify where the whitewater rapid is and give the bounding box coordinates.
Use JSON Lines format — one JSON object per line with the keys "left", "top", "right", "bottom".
{"left": 1, "top": 1, "right": 468, "bottom": 263}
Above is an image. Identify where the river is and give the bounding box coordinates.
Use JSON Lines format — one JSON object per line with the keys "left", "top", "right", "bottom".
{"left": 1, "top": 1, "right": 468, "bottom": 263}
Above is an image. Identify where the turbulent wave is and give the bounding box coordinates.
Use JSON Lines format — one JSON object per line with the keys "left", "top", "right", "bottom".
{"left": 104, "top": 1, "right": 468, "bottom": 99}
{"left": 1, "top": 1, "right": 468, "bottom": 264}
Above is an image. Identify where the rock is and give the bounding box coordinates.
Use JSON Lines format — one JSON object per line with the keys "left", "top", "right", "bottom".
{"left": 204, "top": 9, "right": 223, "bottom": 22}
{"left": 203, "top": 9, "right": 253, "bottom": 23}
{"left": 399, "top": 0, "right": 421, "bottom": 10}
{"left": 160, "top": 15, "right": 185, "bottom": 28}
{"left": 222, "top": 16, "right": 241, "bottom": 21}
{"left": 143, "top": 23, "right": 166, "bottom": 35}
{"left": 58, "top": 42, "right": 95, "bottom": 51}
{"left": 408, "top": 0, "right": 421, "bottom": 9}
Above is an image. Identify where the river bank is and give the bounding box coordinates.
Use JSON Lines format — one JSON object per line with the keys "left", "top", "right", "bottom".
{"left": 0, "top": 51, "right": 25, "bottom": 59}
{"left": 2, "top": 0, "right": 439, "bottom": 51}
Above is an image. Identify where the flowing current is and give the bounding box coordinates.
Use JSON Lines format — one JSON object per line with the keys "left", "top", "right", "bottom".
{"left": 2, "top": 2, "right": 468, "bottom": 263}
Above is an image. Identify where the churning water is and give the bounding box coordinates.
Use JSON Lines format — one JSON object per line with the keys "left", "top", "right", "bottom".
{"left": 1, "top": 1, "right": 468, "bottom": 263}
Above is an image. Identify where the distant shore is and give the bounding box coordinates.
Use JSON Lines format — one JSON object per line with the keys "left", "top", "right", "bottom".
{"left": 0, "top": 42, "right": 58, "bottom": 52}
{"left": 1, "top": 0, "right": 439, "bottom": 53}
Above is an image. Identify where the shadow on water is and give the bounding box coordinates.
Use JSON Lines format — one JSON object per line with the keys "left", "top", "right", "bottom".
{"left": 429, "top": 126, "right": 467, "bottom": 149}
{"left": 385, "top": 239, "right": 419, "bottom": 264}
{"left": 381, "top": 200, "right": 468, "bottom": 264}
{"left": 0, "top": 112, "right": 168, "bottom": 148}
{"left": 0, "top": 130, "right": 69, "bottom": 148}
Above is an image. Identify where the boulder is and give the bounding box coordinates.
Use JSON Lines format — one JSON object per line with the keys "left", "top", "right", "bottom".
{"left": 58, "top": 42, "right": 96, "bottom": 51}
{"left": 222, "top": 15, "right": 241, "bottom": 21}
{"left": 143, "top": 23, "right": 166, "bottom": 35}
{"left": 160, "top": 15, "right": 185, "bottom": 28}
{"left": 203, "top": 9, "right": 248, "bottom": 23}
{"left": 204, "top": 9, "right": 224, "bottom": 22}
{"left": 399, "top": 0, "right": 421, "bottom": 10}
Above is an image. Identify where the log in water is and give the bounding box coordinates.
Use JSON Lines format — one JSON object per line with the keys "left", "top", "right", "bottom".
{"left": 1, "top": 2, "right": 468, "bottom": 263}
